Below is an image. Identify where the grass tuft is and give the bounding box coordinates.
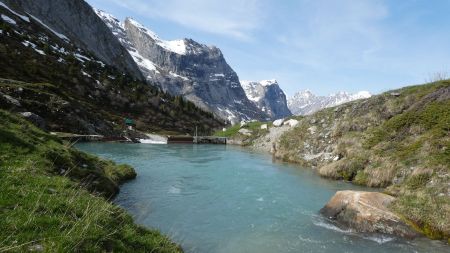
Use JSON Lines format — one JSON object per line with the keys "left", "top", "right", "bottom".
{"left": 0, "top": 110, "right": 182, "bottom": 252}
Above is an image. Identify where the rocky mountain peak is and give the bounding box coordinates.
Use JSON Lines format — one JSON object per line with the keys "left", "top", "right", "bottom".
{"left": 259, "top": 79, "right": 278, "bottom": 87}
{"left": 288, "top": 89, "right": 372, "bottom": 115}
{"left": 97, "top": 9, "right": 267, "bottom": 124}
{"left": 125, "top": 18, "right": 189, "bottom": 55}
{"left": 292, "top": 89, "right": 315, "bottom": 99}
{"left": 241, "top": 80, "right": 292, "bottom": 120}
{"left": 3, "top": 0, "right": 144, "bottom": 80}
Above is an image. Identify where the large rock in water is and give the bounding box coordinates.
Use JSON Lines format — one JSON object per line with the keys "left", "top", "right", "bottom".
{"left": 320, "top": 191, "right": 419, "bottom": 238}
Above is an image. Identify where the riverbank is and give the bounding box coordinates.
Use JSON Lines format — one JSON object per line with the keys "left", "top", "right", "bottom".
{"left": 0, "top": 110, "right": 181, "bottom": 252}
{"left": 77, "top": 142, "right": 449, "bottom": 252}
{"left": 222, "top": 80, "right": 450, "bottom": 242}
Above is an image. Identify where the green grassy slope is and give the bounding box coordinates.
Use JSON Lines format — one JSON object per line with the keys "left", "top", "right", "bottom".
{"left": 276, "top": 81, "right": 449, "bottom": 240}
{"left": 0, "top": 110, "right": 182, "bottom": 252}
{"left": 215, "top": 121, "right": 273, "bottom": 145}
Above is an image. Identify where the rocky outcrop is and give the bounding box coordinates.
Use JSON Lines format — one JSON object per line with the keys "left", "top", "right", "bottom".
{"left": 241, "top": 80, "right": 292, "bottom": 120}
{"left": 96, "top": 10, "right": 267, "bottom": 123}
{"left": 320, "top": 191, "right": 419, "bottom": 238}
{"left": 19, "top": 112, "right": 46, "bottom": 130}
{"left": 0, "top": 2, "right": 224, "bottom": 136}
{"left": 3, "top": 0, "right": 143, "bottom": 79}
{"left": 0, "top": 91, "right": 21, "bottom": 107}
{"left": 288, "top": 90, "right": 371, "bottom": 115}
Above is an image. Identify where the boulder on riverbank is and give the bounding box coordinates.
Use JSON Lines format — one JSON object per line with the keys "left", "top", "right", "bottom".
{"left": 320, "top": 191, "right": 419, "bottom": 238}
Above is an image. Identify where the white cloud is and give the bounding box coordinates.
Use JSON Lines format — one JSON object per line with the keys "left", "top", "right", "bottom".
{"left": 109, "top": 0, "right": 266, "bottom": 40}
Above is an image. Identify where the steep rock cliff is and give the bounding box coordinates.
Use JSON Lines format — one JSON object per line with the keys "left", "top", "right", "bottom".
{"left": 3, "top": 0, "right": 143, "bottom": 79}
{"left": 96, "top": 10, "right": 267, "bottom": 124}
{"left": 241, "top": 79, "right": 292, "bottom": 120}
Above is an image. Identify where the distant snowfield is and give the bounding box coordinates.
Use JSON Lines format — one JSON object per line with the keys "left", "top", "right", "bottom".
{"left": 288, "top": 90, "right": 372, "bottom": 115}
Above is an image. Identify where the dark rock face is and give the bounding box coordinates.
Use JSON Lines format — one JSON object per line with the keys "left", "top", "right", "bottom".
{"left": 320, "top": 191, "right": 419, "bottom": 239}
{"left": 96, "top": 10, "right": 267, "bottom": 123}
{"left": 0, "top": 1, "right": 223, "bottom": 136}
{"left": 19, "top": 112, "right": 46, "bottom": 130}
{"left": 241, "top": 80, "right": 292, "bottom": 120}
{"left": 3, "top": 0, "right": 143, "bottom": 80}
{"left": 0, "top": 91, "right": 21, "bottom": 107}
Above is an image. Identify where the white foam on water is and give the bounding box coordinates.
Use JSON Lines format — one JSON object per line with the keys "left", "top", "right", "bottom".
{"left": 313, "top": 218, "right": 352, "bottom": 233}
{"left": 168, "top": 186, "right": 181, "bottom": 194}
{"left": 313, "top": 216, "right": 396, "bottom": 245}
{"left": 297, "top": 235, "right": 322, "bottom": 244}
{"left": 363, "top": 235, "right": 395, "bottom": 244}
{"left": 139, "top": 139, "right": 167, "bottom": 144}
{"left": 256, "top": 197, "right": 264, "bottom": 202}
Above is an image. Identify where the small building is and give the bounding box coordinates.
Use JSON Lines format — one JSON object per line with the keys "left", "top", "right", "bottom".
{"left": 124, "top": 118, "right": 135, "bottom": 130}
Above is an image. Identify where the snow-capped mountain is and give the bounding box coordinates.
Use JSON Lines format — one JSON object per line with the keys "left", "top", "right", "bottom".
{"left": 288, "top": 90, "right": 372, "bottom": 115}
{"left": 241, "top": 79, "right": 291, "bottom": 120}
{"left": 96, "top": 9, "right": 267, "bottom": 124}
{"left": 0, "top": 0, "right": 223, "bottom": 134}
{"left": 3, "top": 0, "right": 143, "bottom": 80}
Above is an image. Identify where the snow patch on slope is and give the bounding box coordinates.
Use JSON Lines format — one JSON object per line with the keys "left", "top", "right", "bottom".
{"left": 241, "top": 80, "right": 279, "bottom": 102}
{"left": 129, "top": 49, "right": 158, "bottom": 73}
{"left": 260, "top": 79, "right": 278, "bottom": 87}
{"left": 94, "top": 8, "right": 119, "bottom": 26}
{"left": 0, "top": 1, "right": 30, "bottom": 22}
{"left": 27, "top": 14, "right": 69, "bottom": 41}
{"left": 74, "top": 53, "right": 91, "bottom": 62}
{"left": 241, "top": 81, "right": 263, "bottom": 102}
{"left": 1, "top": 14, "right": 15, "bottom": 24}
{"left": 22, "top": 40, "right": 45, "bottom": 55}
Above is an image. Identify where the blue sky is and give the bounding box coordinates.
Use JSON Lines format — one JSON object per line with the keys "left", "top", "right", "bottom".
{"left": 86, "top": 0, "right": 450, "bottom": 96}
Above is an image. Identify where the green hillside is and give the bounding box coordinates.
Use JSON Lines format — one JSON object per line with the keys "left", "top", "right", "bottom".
{"left": 0, "top": 110, "right": 182, "bottom": 252}
{"left": 276, "top": 81, "right": 449, "bottom": 240}
{"left": 0, "top": 17, "right": 223, "bottom": 136}
{"left": 223, "top": 81, "right": 449, "bottom": 241}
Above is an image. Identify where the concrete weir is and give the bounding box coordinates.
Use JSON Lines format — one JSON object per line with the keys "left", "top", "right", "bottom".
{"left": 194, "top": 136, "right": 227, "bottom": 144}
{"left": 167, "top": 136, "right": 227, "bottom": 144}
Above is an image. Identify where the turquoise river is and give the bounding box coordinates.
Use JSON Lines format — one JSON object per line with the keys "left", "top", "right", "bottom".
{"left": 77, "top": 143, "right": 449, "bottom": 253}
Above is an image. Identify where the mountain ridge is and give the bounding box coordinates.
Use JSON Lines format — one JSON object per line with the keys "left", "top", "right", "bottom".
{"left": 2, "top": 0, "right": 144, "bottom": 80}
{"left": 288, "top": 89, "right": 372, "bottom": 115}
{"left": 0, "top": 1, "right": 223, "bottom": 135}
{"left": 96, "top": 9, "right": 267, "bottom": 124}
{"left": 241, "top": 79, "right": 292, "bottom": 120}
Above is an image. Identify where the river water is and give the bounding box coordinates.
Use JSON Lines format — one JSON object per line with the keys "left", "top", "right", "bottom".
{"left": 77, "top": 143, "right": 449, "bottom": 253}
